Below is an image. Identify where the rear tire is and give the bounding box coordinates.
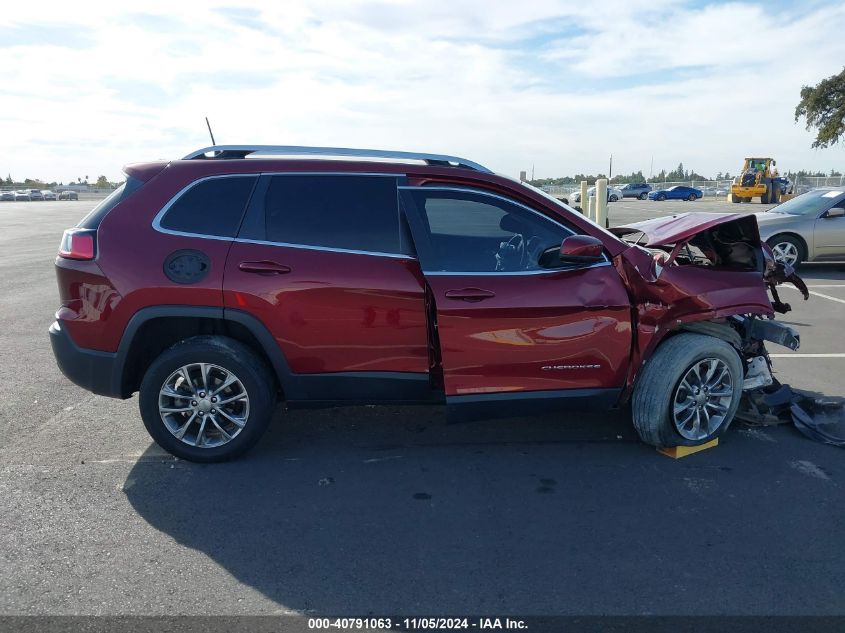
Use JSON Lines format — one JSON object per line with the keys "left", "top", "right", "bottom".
{"left": 730, "top": 193, "right": 740, "bottom": 203}
{"left": 609, "top": 194, "right": 618, "bottom": 202}
{"left": 139, "top": 336, "right": 276, "bottom": 462}
{"left": 632, "top": 333, "right": 743, "bottom": 448}
{"left": 639, "top": 192, "right": 648, "bottom": 200}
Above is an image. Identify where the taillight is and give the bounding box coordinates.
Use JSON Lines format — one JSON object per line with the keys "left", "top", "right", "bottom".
{"left": 58, "top": 229, "right": 96, "bottom": 260}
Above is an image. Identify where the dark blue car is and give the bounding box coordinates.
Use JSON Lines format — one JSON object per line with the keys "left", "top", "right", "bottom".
{"left": 648, "top": 185, "right": 702, "bottom": 201}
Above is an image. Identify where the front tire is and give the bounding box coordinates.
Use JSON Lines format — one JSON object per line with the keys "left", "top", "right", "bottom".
{"left": 632, "top": 334, "right": 743, "bottom": 447}
{"left": 687, "top": 193, "right": 696, "bottom": 201}
{"left": 139, "top": 336, "right": 276, "bottom": 462}
{"left": 656, "top": 193, "right": 666, "bottom": 201}
{"left": 609, "top": 194, "right": 618, "bottom": 202}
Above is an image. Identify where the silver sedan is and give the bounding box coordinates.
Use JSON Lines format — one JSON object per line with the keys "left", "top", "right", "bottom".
{"left": 756, "top": 188, "right": 845, "bottom": 265}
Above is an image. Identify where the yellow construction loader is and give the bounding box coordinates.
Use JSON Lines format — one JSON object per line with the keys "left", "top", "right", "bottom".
{"left": 730, "top": 157, "right": 780, "bottom": 204}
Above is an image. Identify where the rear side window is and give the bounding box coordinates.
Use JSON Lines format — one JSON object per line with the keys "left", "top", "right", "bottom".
{"left": 78, "top": 176, "right": 144, "bottom": 229}
{"left": 263, "top": 175, "right": 401, "bottom": 254}
{"left": 159, "top": 176, "right": 257, "bottom": 238}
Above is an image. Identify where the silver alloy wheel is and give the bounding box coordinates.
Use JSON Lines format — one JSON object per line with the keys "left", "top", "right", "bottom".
{"left": 672, "top": 358, "right": 734, "bottom": 441}
{"left": 771, "top": 241, "right": 799, "bottom": 266}
{"left": 158, "top": 363, "right": 249, "bottom": 448}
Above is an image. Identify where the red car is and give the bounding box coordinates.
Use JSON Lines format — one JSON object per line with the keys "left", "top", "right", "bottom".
{"left": 49, "top": 145, "right": 807, "bottom": 462}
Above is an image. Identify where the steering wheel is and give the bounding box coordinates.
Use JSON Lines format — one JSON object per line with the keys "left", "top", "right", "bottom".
{"left": 495, "top": 234, "right": 525, "bottom": 271}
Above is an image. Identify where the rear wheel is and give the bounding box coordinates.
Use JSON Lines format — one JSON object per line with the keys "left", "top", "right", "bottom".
{"left": 639, "top": 192, "right": 648, "bottom": 200}
{"left": 609, "top": 194, "right": 618, "bottom": 202}
{"left": 767, "top": 234, "right": 805, "bottom": 266}
{"left": 139, "top": 336, "right": 276, "bottom": 462}
{"left": 632, "top": 333, "right": 742, "bottom": 447}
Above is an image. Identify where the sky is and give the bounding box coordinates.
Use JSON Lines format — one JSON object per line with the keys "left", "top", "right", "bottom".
{"left": 1, "top": 0, "right": 843, "bottom": 183}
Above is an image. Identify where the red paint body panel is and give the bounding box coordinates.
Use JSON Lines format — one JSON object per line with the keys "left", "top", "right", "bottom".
{"left": 615, "top": 245, "right": 775, "bottom": 394}
{"left": 426, "top": 266, "right": 632, "bottom": 395}
{"left": 223, "top": 242, "right": 430, "bottom": 374}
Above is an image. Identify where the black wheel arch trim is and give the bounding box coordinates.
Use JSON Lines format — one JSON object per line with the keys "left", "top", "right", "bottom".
{"left": 106, "top": 305, "right": 291, "bottom": 399}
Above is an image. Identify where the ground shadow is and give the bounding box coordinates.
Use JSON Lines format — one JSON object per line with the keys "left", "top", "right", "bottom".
{"left": 124, "top": 406, "right": 845, "bottom": 615}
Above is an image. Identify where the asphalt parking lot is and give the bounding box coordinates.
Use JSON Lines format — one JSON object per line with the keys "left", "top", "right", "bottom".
{"left": 1, "top": 199, "right": 844, "bottom": 616}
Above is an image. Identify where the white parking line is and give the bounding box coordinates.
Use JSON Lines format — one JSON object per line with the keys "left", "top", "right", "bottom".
{"left": 769, "top": 353, "right": 845, "bottom": 358}
{"left": 806, "top": 284, "right": 845, "bottom": 288}
{"left": 782, "top": 286, "right": 845, "bottom": 305}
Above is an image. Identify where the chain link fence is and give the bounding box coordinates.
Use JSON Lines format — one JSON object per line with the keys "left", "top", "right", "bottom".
{"left": 539, "top": 175, "right": 844, "bottom": 200}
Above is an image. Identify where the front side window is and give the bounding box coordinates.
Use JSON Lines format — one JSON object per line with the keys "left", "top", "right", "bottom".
{"left": 159, "top": 176, "right": 257, "bottom": 237}
{"left": 263, "top": 175, "right": 402, "bottom": 254}
{"left": 404, "top": 188, "right": 574, "bottom": 273}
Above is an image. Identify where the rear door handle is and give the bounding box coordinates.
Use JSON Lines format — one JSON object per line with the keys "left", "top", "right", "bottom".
{"left": 444, "top": 288, "right": 496, "bottom": 302}
{"left": 238, "top": 260, "right": 292, "bottom": 275}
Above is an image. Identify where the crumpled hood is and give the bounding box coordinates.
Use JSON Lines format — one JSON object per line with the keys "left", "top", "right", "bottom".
{"left": 609, "top": 212, "right": 759, "bottom": 246}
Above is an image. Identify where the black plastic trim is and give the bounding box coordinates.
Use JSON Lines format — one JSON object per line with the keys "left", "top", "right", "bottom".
{"left": 447, "top": 388, "right": 621, "bottom": 422}
{"left": 284, "top": 372, "right": 441, "bottom": 408}
{"left": 49, "top": 321, "right": 120, "bottom": 397}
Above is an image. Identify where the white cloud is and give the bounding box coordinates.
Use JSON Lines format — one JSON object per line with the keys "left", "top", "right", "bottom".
{"left": 0, "top": 0, "right": 843, "bottom": 183}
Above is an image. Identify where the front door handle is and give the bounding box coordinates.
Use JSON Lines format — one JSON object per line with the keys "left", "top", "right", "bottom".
{"left": 238, "top": 261, "right": 292, "bottom": 275}
{"left": 444, "top": 288, "right": 496, "bottom": 302}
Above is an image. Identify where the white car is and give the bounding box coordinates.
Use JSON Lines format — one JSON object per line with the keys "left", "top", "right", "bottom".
{"left": 41, "top": 190, "right": 57, "bottom": 200}
{"left": 567, "top": 186, "right": 625, "bottom": 204}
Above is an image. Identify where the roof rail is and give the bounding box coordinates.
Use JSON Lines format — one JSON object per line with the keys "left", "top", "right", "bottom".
{"left": 181, "top": 145, "right": 492, "bottom": 173}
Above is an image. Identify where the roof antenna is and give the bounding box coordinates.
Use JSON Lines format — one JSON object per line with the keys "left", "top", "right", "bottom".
{"left": 205, "top": 117, "right": 216, "bottom": 145}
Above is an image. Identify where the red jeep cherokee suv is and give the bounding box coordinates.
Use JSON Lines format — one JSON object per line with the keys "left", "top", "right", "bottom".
{"left": 50, "top": 145, "right": 805, "bottom": 461}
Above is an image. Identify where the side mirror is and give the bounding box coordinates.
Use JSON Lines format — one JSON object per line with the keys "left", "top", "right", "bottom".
{"left": 560, "top": 235, "right": 605, "bottom": 264}
{"left": 825, "top": 207, "right": 844, "bottom": 218}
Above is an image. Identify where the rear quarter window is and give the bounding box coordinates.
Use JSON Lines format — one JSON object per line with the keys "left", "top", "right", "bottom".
{"left": 78, "top": 176, "right": 144, "bottom": 229}
{"left": 158, "top": 176, "right": 258, "bottom": 238}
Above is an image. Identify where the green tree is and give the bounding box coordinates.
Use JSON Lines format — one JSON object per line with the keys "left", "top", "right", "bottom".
{"left": 795, "top": 67, "right": 845, "bottom": 148}
{"left": 95, "top": 175, "right": 110, "bottom": 188}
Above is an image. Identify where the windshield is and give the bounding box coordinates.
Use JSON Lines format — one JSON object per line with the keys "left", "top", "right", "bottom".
{"left": 769, "top": 190, "right": 844, "bottom": 216}
{"left": 518, "top": 180, "right": 624, "bottom": 242}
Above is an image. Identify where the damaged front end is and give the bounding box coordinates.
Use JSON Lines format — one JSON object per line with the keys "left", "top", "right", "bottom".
{"left": 611, "top": 212, "right": 844, "bottom": 445}
{"left": 610, "top": 212, "right": 807, "bottom": 399}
